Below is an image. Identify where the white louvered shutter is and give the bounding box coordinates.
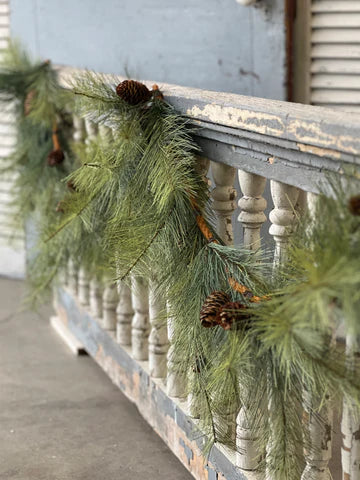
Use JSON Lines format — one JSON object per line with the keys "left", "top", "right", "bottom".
{"left": 0, "top": 0, "right": 25, "bottom": 278}
{"left": 311, "top": 0, "right": 360, "bottom": 112}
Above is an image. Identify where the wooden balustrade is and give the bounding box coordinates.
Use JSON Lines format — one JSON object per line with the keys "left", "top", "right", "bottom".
{"left": 55, "top": 65, "right": 360, "bottom": 480}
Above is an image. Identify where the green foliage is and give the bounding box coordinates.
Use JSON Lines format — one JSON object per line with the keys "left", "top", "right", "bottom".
{"left": 7, "top": 64, "right": 360, "bottom": 479}
{"left": 0, "top": 41, "right": 73, "bottom": 228}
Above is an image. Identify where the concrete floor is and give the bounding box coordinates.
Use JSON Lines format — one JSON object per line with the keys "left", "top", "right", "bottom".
{"left": 0, "top": 278, "right": 193, "bottom": 480}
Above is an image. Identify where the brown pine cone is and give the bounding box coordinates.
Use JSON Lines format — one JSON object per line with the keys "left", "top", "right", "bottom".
{"left": 47, "top": 149, "right": 65, "bottom": 166}
{"left": 200, "top": 291, "right": 230, "bottom": 328}
{"left": 217, "top": 301, "right": 251, "bottom": 331}
{"left": 348, "top": 195, "right": 360, "bottom": 216}
{"left": 116, "top": 80, "right": 152, "bottom": 105}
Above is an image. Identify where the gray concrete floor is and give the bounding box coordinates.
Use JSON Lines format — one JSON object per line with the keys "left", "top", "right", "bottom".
{"left": 0, "top": 278, "right": 193, "bottom": 480}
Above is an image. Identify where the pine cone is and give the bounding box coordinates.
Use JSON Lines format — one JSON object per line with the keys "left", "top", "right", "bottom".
{"left": 200, "top": 291, "right": 230, "bottom": 328}
{"left": 348, "top": 195, "right": 360, "bottom": 216}
{"left": 47, "top": 149, "right": 65, "bottom": 167}
{"left": 116, "top": 80, "right": 152, "bottom": 105}
{"left": 217, "top": 301, "right": 250, "bottom": 331}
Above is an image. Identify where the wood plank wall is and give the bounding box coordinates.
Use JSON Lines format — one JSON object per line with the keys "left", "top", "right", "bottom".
{"left": 311, "top": 0, "right": 360, "bottom": 111}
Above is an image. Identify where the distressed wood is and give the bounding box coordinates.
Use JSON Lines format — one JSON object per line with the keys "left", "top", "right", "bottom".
{"left": 269, "top": 180, "right": 300, "bottom": 265}
{"left": 148, "top": 282, "right": 168, "bottom": 378}
{"left": 102, "top": 282, "right": 118, "bottom": 331}
{"left": 57, "top": 65, "right": 360, "bottom": 195}
{"left": 116, "top": 282, "right": 133, "bottom": 346}
{"left": 131, "top": 277, "right": 150, "bottom": 361}
{"left": 341, "top": 333, "right": 360, "bottom": 480}
{"left": 238, "top": 170, "right": 267, "bottom": 250}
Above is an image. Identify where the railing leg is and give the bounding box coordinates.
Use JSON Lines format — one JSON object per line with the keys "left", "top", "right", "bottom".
{"left": 67, "top": 258, "right": 78, "bottom": 297}
{"left": 116, "top": 282, "right": 133, "bottom": 346}
{"left": 341, "top": 333, "right": 360, "bottom": 480}
{"left": 269, "top": 180, "right": 300, "bottom": 265}
{"left": 89, "top": 276, "right": 103, "bottom": 319}
{"left": 131, "top": 276, "right": 149, "bottom": 361}
{"left": 166, "top": 306, "right": 186, "bottom": 399}
{"left": 237, "top": 170, "right": 267, "bottom": 470}
{"left": 78, "top": 266, "right": 90, "bottom": 307}
{"left": 212, "top": 161, "right": 237, "bottom": 439}
{"left": 102, "top": 281, "right": 118, "bottom": 331}
{"left": 301, "top": 392, "right": 332, "bottom": 480}
{"left": 149, "top": 282, "right": 168, "bottom": 378}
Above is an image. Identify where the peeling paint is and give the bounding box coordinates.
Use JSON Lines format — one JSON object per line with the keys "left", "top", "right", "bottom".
{"left": 187, "top": 104, "right": 285, "bottom": 138}
{"left": 296, "top": 142, "right": 341, "bottom": 160}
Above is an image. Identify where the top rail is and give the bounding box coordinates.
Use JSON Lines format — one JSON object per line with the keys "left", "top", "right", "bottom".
{"left": 57, "top": 65, "right": 360, "bottom": 193}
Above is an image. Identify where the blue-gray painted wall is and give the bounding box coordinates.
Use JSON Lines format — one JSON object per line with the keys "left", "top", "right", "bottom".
{"left": 10, "top": 0, "right": 286, "bottom": 100}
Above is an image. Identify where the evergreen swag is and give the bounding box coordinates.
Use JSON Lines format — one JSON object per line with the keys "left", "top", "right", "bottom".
{"left": 2, "top": 43, "right": 360, "bottom": 479}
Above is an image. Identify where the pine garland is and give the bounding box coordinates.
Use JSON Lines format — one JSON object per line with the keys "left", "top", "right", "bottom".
{"left": 2, "top": 45, "right": 360, "bottom": 479}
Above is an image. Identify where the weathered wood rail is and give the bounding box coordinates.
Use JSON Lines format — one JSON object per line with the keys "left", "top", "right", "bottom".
{"left": 54, "top": 66, "right": 360, "bottom": 480}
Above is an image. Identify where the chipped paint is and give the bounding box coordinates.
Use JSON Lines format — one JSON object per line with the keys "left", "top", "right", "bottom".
{"left": 187, "top": 103, "right": 360, "bottom": 157}
{"left": 288, "top": 120, "right": 358, "bottom": 155}
{"left": 296, "top": 143, "right": 341, "bottom": 159}
{"left": 187, "top": 104, "right": 285, "bottom": 138}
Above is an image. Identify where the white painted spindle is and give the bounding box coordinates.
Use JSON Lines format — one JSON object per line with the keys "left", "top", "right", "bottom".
{"left": 149, "top": 282, "right": 168, "bottom": 378}
{"left": 116, "top": 282, "right": 133, "bottom": 345}
{"left": 166, "top": 305, "right": 186, "bottom": 398}
{"left": 341, "top": 334, "right": 360, "bottom": 480}
{"left": 76, "top": 118, "right": 96, "bottom": 305}
{"left": 269, "top": 180, "right": 300, "bottom": 265}
{"left": 301, "top": 392, "right": 333, "bottom": 480}
{"left": 238, "top": 170, "right": 267, "bottom": 250}
{"left": 211, "top": 162, "right": 237, "bottom": 245}
{"left": 90, "top": 277, "right": 103, "bottom": 319}
{"left": 187, "top": 155, "right": 211, "bottom": 417}
{"left": 78, "top": 266, "right": 90, "bottom": 307}
{"left": 131, "top": 277, "right": 149, "bottom": 361}
{"left": 67, "top": 258, "right": 78, "bottom": 297}
{"left": 300, "top": 191, "right": 333, "bottom": 480}
{"left": 212, "top": 161, "right": 237, "bottom": 439}
{"left": 102, "top": 281, "right": 118, "bottom": 331}
{"left": 236, "top": 170, "right": 267, "bottom": 470}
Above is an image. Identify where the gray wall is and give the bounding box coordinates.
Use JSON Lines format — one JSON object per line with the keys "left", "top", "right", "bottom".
{"left": 10, "top": 0, "right": 286, "bottom": 100}
{"left": 10, "top": 0, "right": 284, "bottom": 248}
